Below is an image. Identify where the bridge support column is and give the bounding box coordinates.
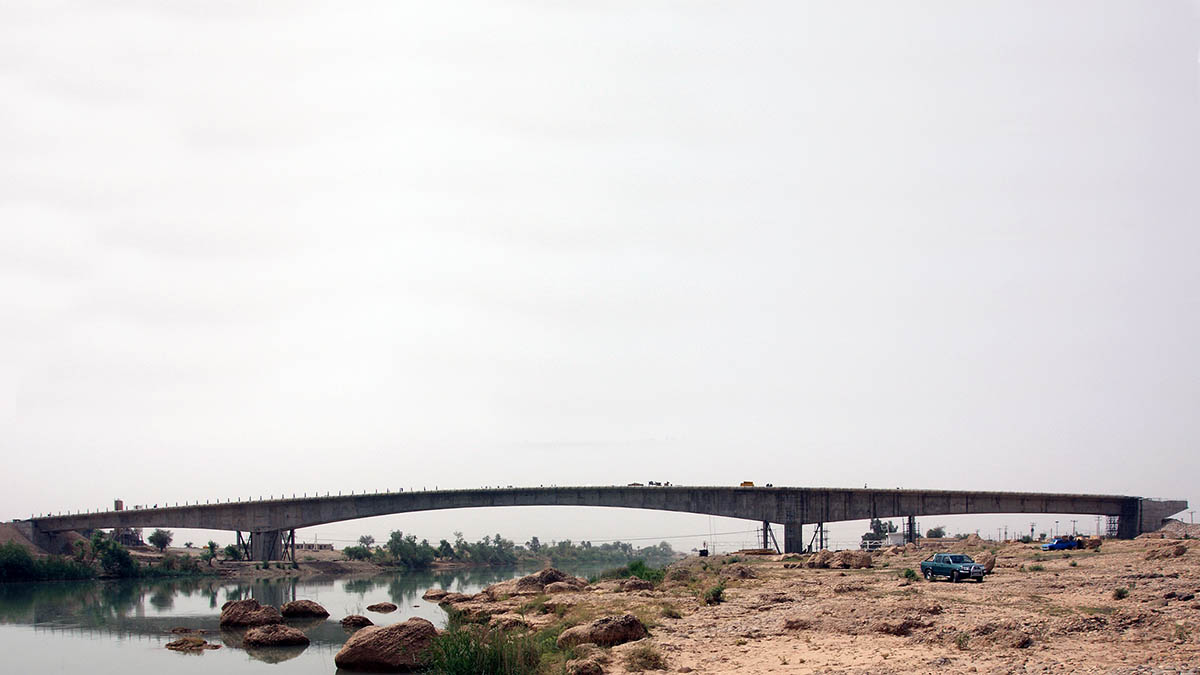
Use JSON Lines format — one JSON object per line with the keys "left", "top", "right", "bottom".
{"left": 250, "top": 530, "right": 284, "bottom": 562}
{"left": 784, "top": 522, "right": 803, "bottom": 554}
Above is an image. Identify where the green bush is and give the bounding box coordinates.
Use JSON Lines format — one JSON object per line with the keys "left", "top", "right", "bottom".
{"left": 1027, "top": 564, "right": 1045, "bottom": 572}
{"left": 901, "top": 568, "right": 919, "bottom": 582}
{"left": 701, "top": 583, "right": 725, "bottom": 606}
{"left": 342, "top": 545, "right": 372, "bottom": 561}
{"left": 1113, "top": 587, "right": 1129, "bottom": 600}
{"left": 954, "top": 632, "right": 970, "bottom": 650}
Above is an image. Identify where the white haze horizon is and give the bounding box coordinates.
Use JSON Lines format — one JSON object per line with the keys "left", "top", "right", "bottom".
{"left": 3, "top": 1, "right": 1199, "bottom": 554}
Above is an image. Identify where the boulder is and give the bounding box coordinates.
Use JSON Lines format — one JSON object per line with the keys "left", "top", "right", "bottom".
{"left": 488, "top": 613, "right": 532, "bottom": 631}
{"left": 341, "top": 615, "right": 373, "bottom": 629}
{"left": 280, "top": 599, "right": 329, "bottom": 618}
{"left": 422, "top": 588, "right": 450, "bottom": 602}
{"left": 831, "top": 551, "right": 872, "bottom": 569}
{"left": 219, "top": 599, "right": 284, "bottom": 627}
{"left": 438, "top": 592, "right": 472, "bottom": 604}
{"left": 165, "top": 636, "right": 221, "bottom": 652}
{"left": 977, "top": 553, "right": 997, "bottom": 573}
{"left": 366, "top": 602, "right": 398, "bottom": 613}
{"left": 1083, "top": 538, "right": 1102, "bottom": 550}
{"left": 545, "top": 581, "right": 576, "bottom": 593}
{"left": 620, "top": 577, "right": 654, "bottom": 591}
{"left": 243, "top": 624, "right": 311, "bottom": 647}
{"left": 514, "top": 575, "right": 546, "bottom": 595}
{"left": 333, "top": 617, "right": 438, "bottom": 672}
{"left": 557, "top": 614, "right": 648, "bottom": 649}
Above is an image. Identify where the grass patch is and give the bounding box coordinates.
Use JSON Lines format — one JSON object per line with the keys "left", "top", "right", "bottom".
{"left": 900, "top": 568, "right": 919, "bottom": 582}
{"left": 591, "top": 560, "right": 665, "bottom": 585}
{"left": 1112, "top": 587, "right": 1129, "bottom": 600}
{"left": 623, "top": 643, "right": 668, "bottom": 671}
{"left": 423, "top": 623, "right": 542, "bottom": 675}
{"left": 1078, "top": 605, "right": 1117, "bottom": 616}
{"left": 954, "top": 632, "right": 970, "bottom": 650}
{"left": 516, "top": 594, "right": 549, "bottom": 616}
{"left": 660, "top": 603, "right": 682, "bottom": 619}
{"left": 1027, "top": 564, "right": 1045, "bottom": 572}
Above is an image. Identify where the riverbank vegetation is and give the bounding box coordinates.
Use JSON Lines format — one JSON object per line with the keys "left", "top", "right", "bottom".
{"left": 342, "top": 530, "right": 680, "bottom": 571}
{"left": 0, "top": 532, "right": 211, "bottom": 583}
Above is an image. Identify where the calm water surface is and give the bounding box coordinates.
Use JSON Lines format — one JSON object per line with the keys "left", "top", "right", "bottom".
{"left": 0, "top": 565, "right": 601, "bottom": 674}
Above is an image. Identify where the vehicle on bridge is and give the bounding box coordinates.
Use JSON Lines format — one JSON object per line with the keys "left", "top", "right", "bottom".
{"left": 1041, "top": 537, "right": 1081, "bottom": 551}
{"left": 921, "top": 553, "right": 985, "bottom": 582}
{"left": 740, "top": 481, "right": 755, "bottom": 487}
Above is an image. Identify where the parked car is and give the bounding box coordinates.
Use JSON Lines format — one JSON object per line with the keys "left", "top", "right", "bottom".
{"left": 920, "top": 553, "right": 986, "bottom": 582}
{"left": 1041, "top": 537, "right": 1080, "bottom": 551}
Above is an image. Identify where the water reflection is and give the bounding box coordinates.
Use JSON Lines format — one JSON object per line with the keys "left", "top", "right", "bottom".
{"left": 0, "top": 563, "right": 605, "bottom": 672}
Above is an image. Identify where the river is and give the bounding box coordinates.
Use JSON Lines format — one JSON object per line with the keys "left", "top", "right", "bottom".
{"left": 0, "top": 564, "right": 603, "bottom": 673}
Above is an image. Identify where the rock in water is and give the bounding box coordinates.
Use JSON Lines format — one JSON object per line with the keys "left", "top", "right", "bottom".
{"left": 366, "top": 601, "right": 398, "bottom": 613}
{"left": 334, "top": 617, "right": 438, "bottom": 672}
{"left": 341, "top": 614, "right": 374, "bottom": 629}
{"left": 243, "top": 624, "right": 310, "bottom": 647}
{"left": 165, "top": 636, "right": 221, "bottom": 652}
{"left": 556, "top": 614, "right": 648, "bottom": 648}
{"left": 280, "top": 599, "right": 330, "bottom": 618}
{"left": 421, "top": 588, "right": 449, "bottom": 602}
{"left": 219, "top": 599, "right": 284, "bottom": 627}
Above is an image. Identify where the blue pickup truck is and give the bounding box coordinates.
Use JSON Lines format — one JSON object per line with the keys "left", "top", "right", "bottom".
{"left": 1041, "top": 538, "right": 1080, "bottom": 551}
{"left": 920, "top": 553, "right": 986, "bottom": 583}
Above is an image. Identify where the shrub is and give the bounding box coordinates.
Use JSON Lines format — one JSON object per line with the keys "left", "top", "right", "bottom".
{"left": 1113, "top": 587, "right": 1129, "bottom": 600}
{"left": 701, "top": 583, "right": 725, "bottom": 606}
{"left": 623, "top": 643, "right": 668, "bottom": 671}
{"left": 954, "top": 632, "right": 970, "bottom": 650}
{"left": 660, "top": 603, "right": 682, "bottom": 619}
{"left": 1027, "top": 564, "right": 1045, "bottom": 572}
{"left": 342, "top": 545, "right": 372, "bottom": 561}
{"left": 222, "top": 544, "right": 243, "bottom": 561}
{"left": 901, "top": 568, "right": 919, "bottom": 582}
{"left": 1069, "top": 560, "right": 1078, "bottom": 567}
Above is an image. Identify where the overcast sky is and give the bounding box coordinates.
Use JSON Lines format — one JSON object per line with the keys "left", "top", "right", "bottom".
{"left": 3, "top": 1, "right": 1198, "bottom": 552}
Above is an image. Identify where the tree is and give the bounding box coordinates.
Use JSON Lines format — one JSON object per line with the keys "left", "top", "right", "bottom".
{"left": 183, "top": 542, "right": 193, "bottom": 549}
{"left": 526, "top": 536, "right": 542, "bottom": 552}
{"left": 436, "top": 539, "right": 455, "bottom": 559}
{"left": 199, "top": 541, "right": 219, "bottom": 567}
{"left": 148, "top": 529, "right": 173, "bottom": 552}
{"left": 358, "top": 534, "right": 375, "bottom": 549}
{"left": 926, "top": 526, "right": 946, "bottom": 539}
{"left": 223, "top": 544, "right": 243, "bottom": 561}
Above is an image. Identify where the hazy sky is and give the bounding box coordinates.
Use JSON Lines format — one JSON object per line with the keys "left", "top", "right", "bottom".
{"left": 3, "top": 1, "right": 1198, "bottom": 552}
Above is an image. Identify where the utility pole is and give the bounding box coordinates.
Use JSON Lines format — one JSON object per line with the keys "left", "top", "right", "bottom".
{"left": 1054, "top": 520, "right": 1059, "bottom": 537}
{"left": 1190, "top": 511, "right": 1195, "bottom": 525}
{"left": 1030, "top": 522, "right": 1036, "bottom": 541}
{"left": 1070, "top": 520, "right": 1077, "bottom": 536}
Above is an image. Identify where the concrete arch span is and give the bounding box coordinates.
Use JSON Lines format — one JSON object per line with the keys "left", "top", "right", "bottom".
{"left": 23, "top": 486, "right": 1186, "bottom": 561}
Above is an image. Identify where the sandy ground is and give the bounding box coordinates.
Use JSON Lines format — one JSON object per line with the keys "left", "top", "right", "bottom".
{"left": 446, "top": 537, "right": 1200, "bottom": 674}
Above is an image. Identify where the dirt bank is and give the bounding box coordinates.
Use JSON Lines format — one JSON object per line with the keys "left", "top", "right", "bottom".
{"left": 440, "top": 538, "right": 1200, "bottom": 673}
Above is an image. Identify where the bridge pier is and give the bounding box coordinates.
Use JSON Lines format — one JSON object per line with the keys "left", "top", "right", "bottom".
{"left": 784, "top": 522, "right": 803, "bottom": 554}
{"left": 250, "top": 530, "right": 284, "bottom": 562}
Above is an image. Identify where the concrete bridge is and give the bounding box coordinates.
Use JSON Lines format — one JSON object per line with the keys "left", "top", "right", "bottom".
{"left": 18, "top": 486, "right": 1187, "bottom": 561}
